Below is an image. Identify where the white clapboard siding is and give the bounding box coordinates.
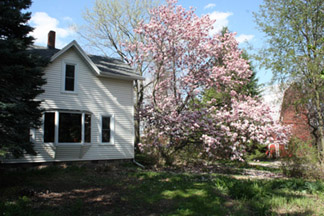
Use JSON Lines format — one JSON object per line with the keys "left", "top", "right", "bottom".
{"left": 4, "top": 47, "right": 134, "bottom": 163}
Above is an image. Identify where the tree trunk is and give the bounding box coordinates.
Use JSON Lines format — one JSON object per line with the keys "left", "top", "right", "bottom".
{"left": 134, "top": 80, "right": 144, "bottom": 153}
{"left": 134, "top": 116, "right": 140, "bottom": 152}
{"left": 314, "top": 89, "right": 324, "bottom": 159}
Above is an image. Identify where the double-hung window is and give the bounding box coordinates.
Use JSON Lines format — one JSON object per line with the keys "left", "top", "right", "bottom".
{"left": 101, "top": 115, "right": 114, "bottom": 144}
{"left": 62, "top": 62, "right": 77, "bottom": 93}
{"left": 43, "top": 111, "right": 91, "bottom": 144}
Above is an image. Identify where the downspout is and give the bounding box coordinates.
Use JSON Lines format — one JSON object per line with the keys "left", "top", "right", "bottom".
{"left": 133, "top": 158, "right": 145, "bottom": 169}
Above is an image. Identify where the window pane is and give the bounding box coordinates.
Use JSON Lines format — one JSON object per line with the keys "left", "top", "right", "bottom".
{"left": 65, "top": 64, "right": 75, "bottom": 91}
{"left": 66, "top": 65, "right": 75, "bottom": 77}
{"left": 102, "top": 117, "right": 110, "bottom": 129}
{"left": 85, "top": 114, "right": 91, "bottom": 143}
{"left": 65, "top": 78, "right": 74, "bottom": 91}
{"left": 44, "top": 113, "right": 55, "bottom": 142}
{"left": 102, "top": 130, "right": 110, "bottom": 143}
{"left": 59, "top": 113, "right": 81, "bottom": 143}
{"left": 102, "top": 117, "right": 110, "bottom": 143}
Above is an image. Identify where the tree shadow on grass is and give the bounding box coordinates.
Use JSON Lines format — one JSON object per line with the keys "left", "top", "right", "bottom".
{"left": 0, "top": 165, "right": 320, "bottom": 216}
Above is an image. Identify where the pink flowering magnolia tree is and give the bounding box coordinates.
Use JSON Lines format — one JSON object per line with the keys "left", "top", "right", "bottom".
{"left": 202, "top": 97, "right": 290, "bottom": 160}
{"left": 126, "top": 0, "right": 290, "bottom": 162}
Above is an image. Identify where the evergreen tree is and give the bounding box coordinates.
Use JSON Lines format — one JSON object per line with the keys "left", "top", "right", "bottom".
{"left": 240, "top": 50, "right": 262, "bottom": 98}
{"left": 0, "top": 0, "right": 47, "bottom": 157}
{"left": 201, "top": 28, "right": 261, "bottom": 107}
{"left": 201, "top": 50, "right": 262, "bottom": 107}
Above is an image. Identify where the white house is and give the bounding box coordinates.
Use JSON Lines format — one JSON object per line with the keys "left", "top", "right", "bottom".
{"left": 3, "top": 31, "right": 144, "bottom": 163}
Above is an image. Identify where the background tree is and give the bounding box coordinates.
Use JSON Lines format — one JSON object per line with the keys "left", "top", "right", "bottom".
{"left": 0, "top": 0, "right": 47, "bottom": 157}
{"left": 201, "top": 27, "right": 261, "bottom": 107}
{"left": 81, "top": 0, "right": 159, "bottom": 150}
{"left": 254, "top": 0, "right": 324, "bottom": 157}
{"left": 201, "top": 50, "right": 262, "bottom": 106}
{"left": 240, "top": 51, "right": 262, "bottom": 97}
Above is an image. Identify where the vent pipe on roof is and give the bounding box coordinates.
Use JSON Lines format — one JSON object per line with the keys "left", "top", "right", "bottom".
{"left": 47, "top": 30, "right": 56, "bottom": 49}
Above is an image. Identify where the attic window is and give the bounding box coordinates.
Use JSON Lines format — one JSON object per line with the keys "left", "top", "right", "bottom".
{"left": 65, "top": 64, "right": 75, "bottom": 91}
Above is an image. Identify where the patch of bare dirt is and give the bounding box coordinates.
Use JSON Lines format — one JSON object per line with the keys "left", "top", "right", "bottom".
{"left": 152, "top": 160, "right": 285, "bottom": 179}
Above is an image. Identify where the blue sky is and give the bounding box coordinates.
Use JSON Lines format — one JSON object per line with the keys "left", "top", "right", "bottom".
{"left": 28, "top": 0, "right": 271, "bottom": 84}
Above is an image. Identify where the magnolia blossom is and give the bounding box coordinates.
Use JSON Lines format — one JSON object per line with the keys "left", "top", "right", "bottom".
{"left": 126, "top": 0, "right": 290, "bottom": 160}
{"left": 201, "top": 97, "right": 290, "bottom": 160}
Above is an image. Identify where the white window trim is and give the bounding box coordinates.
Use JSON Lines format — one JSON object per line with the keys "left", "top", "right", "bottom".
{"left": 61, "top": 60, "right": 78, "bottom": 94}
{"left": 43, "top": 111, "right": 91, "bottom": 146}
{"left": 54, "top": 111, "right": 59, "bottom": 144}
{"left": 99, "top": 114, "right": 115, "bottom": 145}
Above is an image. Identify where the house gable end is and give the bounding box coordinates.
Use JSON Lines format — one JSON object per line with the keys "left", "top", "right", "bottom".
{"left": 51, "top": 41, "right": 101, "bottom": 76}
{"left": 50, "top": 41, "right": 144, "bottom": 81}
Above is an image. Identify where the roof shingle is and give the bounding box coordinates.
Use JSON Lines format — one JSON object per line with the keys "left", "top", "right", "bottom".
{"left": 28, "top": 44, "right": 142, "bottom": 80}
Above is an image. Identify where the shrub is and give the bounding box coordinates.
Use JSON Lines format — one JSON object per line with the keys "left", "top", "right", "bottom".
{"left": 281, "top": 137, "right": 324, "bottom": 180}
{"left": 244, "top": 141, "right": 268, "bottom": 161}
{"left": 138, "top": 135, "right": 173, "bottom": 166}
{"left": 0, "top": 196, "right": 33, "bottom": 216}
{"left": 135, "top": 153, "right": 160, "bottom": 167}
{"left": 139, "top": 133, "right": 206, "bottom": 166}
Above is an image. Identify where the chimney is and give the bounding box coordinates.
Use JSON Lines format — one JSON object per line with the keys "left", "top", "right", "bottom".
{"left": 47, "top": 30, "right": 56, "bottom": 49}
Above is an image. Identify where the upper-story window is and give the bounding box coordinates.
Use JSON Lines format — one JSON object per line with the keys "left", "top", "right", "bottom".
{"left": 62, "top": 61, "right": 77, "bottom": 93}
{"left": 65, "top": 64, "right": 75, "bottom": 91}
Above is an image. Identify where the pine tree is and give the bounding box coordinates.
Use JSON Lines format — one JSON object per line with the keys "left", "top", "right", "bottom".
{"left": 201, "top": 50, "right": 262, "bottom": 108}
{"left": 0, "top": 0, "right": 47, "bottom": 157}
{"left": 201, "top": 28, "right": 261, "bottom": 107}
{"left": 240, "top": 50, "right": 262, "bottom": 98}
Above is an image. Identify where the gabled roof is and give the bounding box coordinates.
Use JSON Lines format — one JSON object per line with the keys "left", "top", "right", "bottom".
{"left": 30, "top": 41, "right": 144, "bottom": 81}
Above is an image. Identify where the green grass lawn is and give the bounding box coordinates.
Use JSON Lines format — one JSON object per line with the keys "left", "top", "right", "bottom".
{"left": 1, "top": 163, "right": 324, "bottom": 216}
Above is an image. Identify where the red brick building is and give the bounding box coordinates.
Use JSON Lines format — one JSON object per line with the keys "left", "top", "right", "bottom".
{"left": 280, "top": 85, "right": 312, "bottom": 142}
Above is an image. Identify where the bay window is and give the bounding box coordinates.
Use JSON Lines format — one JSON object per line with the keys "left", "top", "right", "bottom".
{"left": 59, "top": 113, "right": 81, "bottom": 143}
{"left": 84, "top": 114, "right": 91, "bottom": 143}
{"left": 44, "top": 112, "right": 55, "bottom": 142}
{"left": 43, "top": 111, "right": 91, "bottom": 144}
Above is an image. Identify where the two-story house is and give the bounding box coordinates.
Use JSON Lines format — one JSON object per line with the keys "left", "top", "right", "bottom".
{"left": 3, "top": 31, "right": 144, "bottom": 163}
